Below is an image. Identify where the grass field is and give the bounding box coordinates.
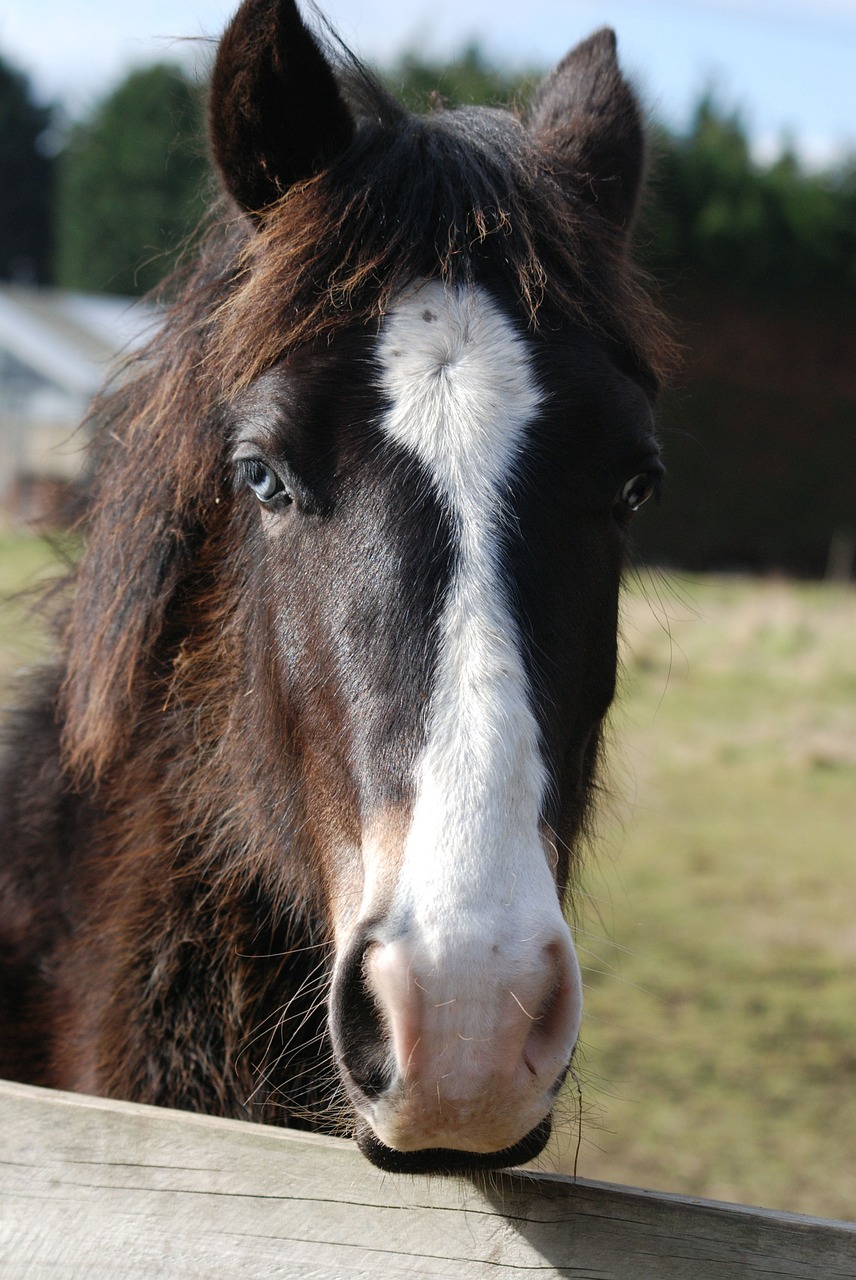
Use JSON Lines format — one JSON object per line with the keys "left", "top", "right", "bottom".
{"left": 0, "top": 531, "right": 68, "bottom": 680}
{"left": 1, "top": 533, "right": 854, "bottom": 1220}
{"left": 558, "top": 571, "right": 856, "bottom": 1221}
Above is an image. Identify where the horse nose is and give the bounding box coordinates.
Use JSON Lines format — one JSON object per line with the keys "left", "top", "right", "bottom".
{"left": 366, "top": 934, "right": 578, "bottom": 1089}
{"left": 331, "top": 919, "right": 581, "bottom": 1155}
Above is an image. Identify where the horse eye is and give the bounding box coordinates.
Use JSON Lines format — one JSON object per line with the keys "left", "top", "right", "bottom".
{"left": 242, "top": 460, "right": 290, "bottom": 505}
{"left": 617, "top": 473, "right": 656, "bottom": 513}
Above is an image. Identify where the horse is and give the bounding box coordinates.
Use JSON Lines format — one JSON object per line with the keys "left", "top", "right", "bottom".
{"left": 0, "top": 0, "right": 671, "bottom": 1174}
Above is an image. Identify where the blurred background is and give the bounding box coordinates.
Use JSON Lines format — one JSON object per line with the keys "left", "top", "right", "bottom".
{"left": 1, "top": 0, "right": 854, "bottom": 1222}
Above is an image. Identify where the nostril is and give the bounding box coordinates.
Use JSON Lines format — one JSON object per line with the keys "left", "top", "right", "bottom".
{"left": 519, "top": 941, "right": 582, "bottom": 1083}
{"left": 330, "top": 934, "right": 392, "bottom": 1101}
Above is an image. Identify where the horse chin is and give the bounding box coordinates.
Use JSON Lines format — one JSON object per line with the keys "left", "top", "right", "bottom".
{"left": 354, "top": 1116, "right": 553, "bottom": 1175}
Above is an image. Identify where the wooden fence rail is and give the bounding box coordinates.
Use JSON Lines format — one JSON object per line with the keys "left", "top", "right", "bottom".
{"left": 1, "top": 1078, "right": 854, "bottom": 1279}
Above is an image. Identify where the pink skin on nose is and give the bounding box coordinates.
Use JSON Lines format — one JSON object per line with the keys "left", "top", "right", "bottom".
{"left": 362, "top": 931, "right": 581, "bottom": 1153}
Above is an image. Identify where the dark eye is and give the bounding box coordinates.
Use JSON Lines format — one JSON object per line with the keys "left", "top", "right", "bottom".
{"left": 240, "top": 459, "right": 291, "bottom": 506}
{"left": 616, "top": 473, "right": 658, "bottom": 514}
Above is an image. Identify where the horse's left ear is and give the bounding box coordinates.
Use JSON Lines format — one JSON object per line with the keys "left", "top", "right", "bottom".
{"left": 209, "top": 0, "right": 355, "bottom": 216}
{"left": 528, "top": 29, "right": 645, "bottom": 233}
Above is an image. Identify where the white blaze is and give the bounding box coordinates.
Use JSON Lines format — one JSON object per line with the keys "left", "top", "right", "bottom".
{"left": 375, "top": 279, "right": 575, "bottom": 1014}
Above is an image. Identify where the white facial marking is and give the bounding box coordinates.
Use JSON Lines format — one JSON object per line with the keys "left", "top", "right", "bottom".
{"left": 378, "top": 280, "right": 547, "bottom": 923}
{"left": 365, "top": 280, "right": 580, "bottom": 1150}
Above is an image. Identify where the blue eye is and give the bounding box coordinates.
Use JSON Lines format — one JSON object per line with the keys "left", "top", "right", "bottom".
{"left": 242, "top": 460, "right": 290, "bottom": 505}
{"left": 618, "top": 473, "right": 656, "bottom": 513}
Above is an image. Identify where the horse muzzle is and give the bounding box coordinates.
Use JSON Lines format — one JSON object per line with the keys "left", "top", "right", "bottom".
{"left": 330, "top": 921, "right": 582, "bottom": 1170}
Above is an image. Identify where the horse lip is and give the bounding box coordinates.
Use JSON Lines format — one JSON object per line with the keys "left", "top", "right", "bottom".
{"left": 354, "top": 1116, "right": 553, "bottom": 1175}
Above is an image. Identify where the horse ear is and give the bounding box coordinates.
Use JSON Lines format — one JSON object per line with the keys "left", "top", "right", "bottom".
{"left": 209, "top": 0, "right": 355, "bottom": 216}
{"left": 528, "top": 28, "right": 645, "bottom": 233}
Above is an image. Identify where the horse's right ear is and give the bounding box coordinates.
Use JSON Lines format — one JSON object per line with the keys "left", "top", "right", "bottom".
{"left": 528, "top": 29, "right": 645, "bottom": 234}
{"left": 209, "top": 0, "right": 355, "bottom": 216}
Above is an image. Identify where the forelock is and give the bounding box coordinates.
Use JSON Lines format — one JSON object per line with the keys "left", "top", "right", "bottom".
{"left": 208, "top": 64, "right": 675, "bottom": 398}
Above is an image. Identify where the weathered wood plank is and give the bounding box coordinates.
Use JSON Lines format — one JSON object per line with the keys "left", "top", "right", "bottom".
{"left": 1, "top": 1079, "right": 853, "bottom": 1280}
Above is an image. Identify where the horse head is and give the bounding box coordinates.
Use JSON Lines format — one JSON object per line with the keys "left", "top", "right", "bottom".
{"left": 58, "top": 0, "right": 668, "bottom": 1172}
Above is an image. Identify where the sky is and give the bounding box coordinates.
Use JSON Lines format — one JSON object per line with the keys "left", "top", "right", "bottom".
{"left": 3, "top": 0, "right": 856, "bottom": 167}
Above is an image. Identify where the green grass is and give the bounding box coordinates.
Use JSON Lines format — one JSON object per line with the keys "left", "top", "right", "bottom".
{"left": 551, "top": 573, "right": 856, "bottom": 1221}
{"left": 0, "top": 531, "right": 70, "bottom": 681}
{"left": 2, "top": 537, "right": 854, "bottom": 1218}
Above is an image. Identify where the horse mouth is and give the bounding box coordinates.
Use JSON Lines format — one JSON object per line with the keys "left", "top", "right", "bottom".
{"left": 354, "top": 1115, "right": 553, "bottom": 1174}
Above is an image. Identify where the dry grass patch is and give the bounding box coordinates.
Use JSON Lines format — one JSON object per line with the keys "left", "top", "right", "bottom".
{"left": 553, "top": 574, "right": 856, "bottom": 1221}
{"left": 0, "top": 531, "right": 69, "bottom": 683}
